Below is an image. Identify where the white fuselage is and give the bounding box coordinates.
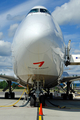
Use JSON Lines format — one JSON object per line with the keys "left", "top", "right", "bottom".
{"left": 12, "top": 10, "right": 65, "bottom": 88}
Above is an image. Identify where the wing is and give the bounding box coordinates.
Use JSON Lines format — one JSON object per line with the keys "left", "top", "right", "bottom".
{"left": 0, "top": 74, "right": 18, "bottom": 82}
{"left": 0, "top": 74, "right": 27, "bottom": 87}
{"left": 60, "top": 76, "right": 80, "bottom": 83}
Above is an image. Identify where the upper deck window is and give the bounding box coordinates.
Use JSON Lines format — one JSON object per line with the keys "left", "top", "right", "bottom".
{"left": 28, "top": 9, "right": 39, "bottom": 14}
{"left": 40, "top": 9, "right": 51, "bottom": 15}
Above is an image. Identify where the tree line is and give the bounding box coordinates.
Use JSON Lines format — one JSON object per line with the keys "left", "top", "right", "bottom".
{"left": 0, "top": 81, "right": 24, "bottom": 89}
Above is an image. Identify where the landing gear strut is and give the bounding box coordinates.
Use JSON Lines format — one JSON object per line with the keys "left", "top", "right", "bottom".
{"left": 5, "top": 81, "right": 15, "bottom": 99}
{"left": 30, "top": 95, "right": 36, "bottom": 107}
{"left": 39, "top": 95, "right": 45, "bottom": 106}
{"left": 45, "top": 88, "right": 53, "bottom": 99}
{"left": 62, "top": 82, "right": 73, "bottom": 100}
{"left": 30, "top": 80, "right": 46, "bottom": 107}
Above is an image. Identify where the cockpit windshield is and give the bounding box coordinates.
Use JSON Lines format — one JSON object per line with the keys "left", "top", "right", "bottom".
{"left": 28, "top": 8, "right": 51, "bottom": 15}
{"left": 40, "top": 9, "right": 51, "bottom": 15}
{"left": 28, "top": 9, "right": 39, "bottom": 14}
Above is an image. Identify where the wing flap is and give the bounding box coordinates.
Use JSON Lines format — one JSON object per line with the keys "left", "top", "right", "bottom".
{"left": 60, "top": 76, "right": 80, "bottom": 83}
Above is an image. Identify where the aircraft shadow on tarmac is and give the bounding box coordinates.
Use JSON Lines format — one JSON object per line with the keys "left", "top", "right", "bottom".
{"left": 44, "top": 107, "right": 80, "bottom": 112}
{"left": 0, "top": 96, "right": 24, "bottom": 100}
{"left": 0, "top": 92, "right": 80, "bottom": 112}
{"left": 44, "top": 98, "right": 80, "bottom": 112}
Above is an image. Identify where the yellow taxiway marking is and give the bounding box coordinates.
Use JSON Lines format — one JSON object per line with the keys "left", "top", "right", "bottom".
{"left": 37, "top": 107, "right": 43, "bottom": 120}
{"left": 39, "top": 116, "right": 42, "bottom": 120}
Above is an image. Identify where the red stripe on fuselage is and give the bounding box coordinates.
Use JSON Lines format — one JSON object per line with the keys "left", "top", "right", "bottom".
{"left": 33, "top": 61, "right": 44, "bottom": 67}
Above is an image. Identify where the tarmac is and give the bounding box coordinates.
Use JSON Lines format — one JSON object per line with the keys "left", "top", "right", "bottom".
{"left": 0, "top": 91, "right": 80, "bottom": 120}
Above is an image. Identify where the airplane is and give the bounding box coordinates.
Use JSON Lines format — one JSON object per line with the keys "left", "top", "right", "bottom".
{"left": 0, "top": 6, "right": 80, "bottom": 106}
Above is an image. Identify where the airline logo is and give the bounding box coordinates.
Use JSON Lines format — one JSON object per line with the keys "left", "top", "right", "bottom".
{"left": 76, "top": 57, "right": 80, "bottom": 59}
{"left": 33, "top": 61, "right": 44, "bottom": 67}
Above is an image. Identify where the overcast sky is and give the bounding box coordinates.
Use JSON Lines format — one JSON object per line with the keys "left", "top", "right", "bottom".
{"left": 0, "top": 0, "right": 80, "bottom": 76}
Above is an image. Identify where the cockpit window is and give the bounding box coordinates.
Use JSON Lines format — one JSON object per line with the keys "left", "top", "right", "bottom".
{"left": 28, "top": 9, "right": 39, "bottom": 14}
{"left": 40, "top": 9, "right": 51, "bottom": 15}
{"left": 28, "top": 8, "right": 51, "bottom": 15}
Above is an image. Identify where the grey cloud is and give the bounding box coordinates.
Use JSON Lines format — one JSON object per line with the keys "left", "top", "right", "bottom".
{"left": 74, "top": 50, "right": 80, "bottom": 54}
{"left": 0, "top": 32, "right": 4, "bottom": 39}
{"left": 8, "top": 24, "right": 18, "bottom": 37}
{"left": 0, "top": 56, "right": 12, "bottom": 75}
{"left": 7, "top": 14, "right": 25, "bottom": 21}
{"left": 0, "top": 41, "right": 11, "bottom": 56}
{"left": 6, "top": 14, "right": 12, "bottom": 20}
{"left": 0, "top": 69, "right": 14, "bottom": 76}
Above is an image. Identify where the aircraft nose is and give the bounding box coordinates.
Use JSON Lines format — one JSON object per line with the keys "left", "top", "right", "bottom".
{"left": 24, "top": 23, "right": 51, "bottom": 53}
